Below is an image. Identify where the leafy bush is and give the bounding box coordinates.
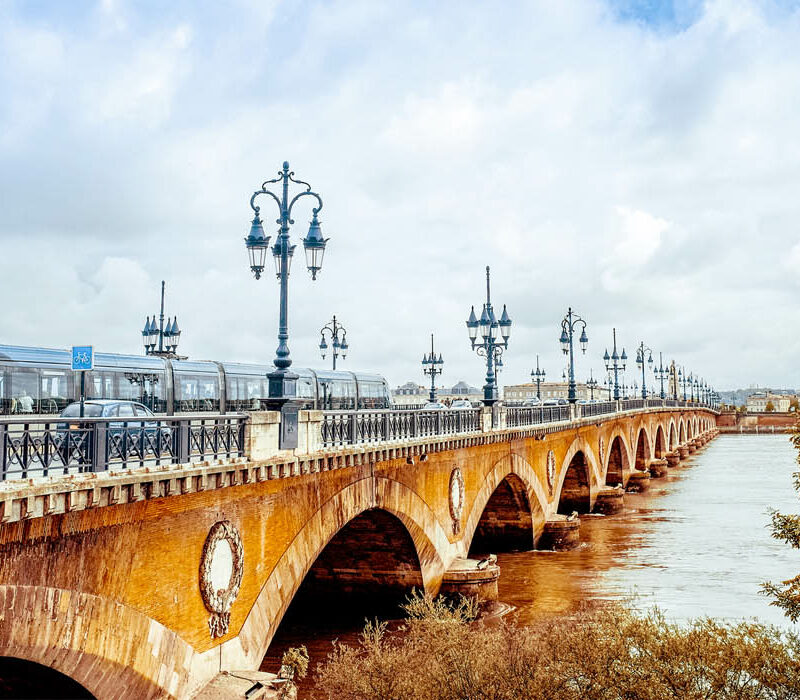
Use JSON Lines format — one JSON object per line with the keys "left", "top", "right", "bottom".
{"left": 312, "top": 601, "right": 800, "bottom": 700}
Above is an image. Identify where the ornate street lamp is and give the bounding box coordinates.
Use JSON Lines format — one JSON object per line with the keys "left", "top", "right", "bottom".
{"left": 635, "top": 342, "right": 654, "bottom": 399}
{"left": 603, "top": 328, "right": 627, "bottom": 401}
{"left": 319, "top": 315, "right": 348, "bottom": 370}
{"left": 559, "top": 307, "right": 588, "bottom": 404}
{"left": 678, "top": 367, "right": 689, "bottom": 401}
{"left": 652, "top": 352, "right": 668, "bottom": 400}
{"left": 605, "top": 373, "right": 613, "bottom": 400}
{"left": 586, "top": 369, "right": 598, "bottom": 401}
{"left": 531, "top": 355, "right": 546, "bottom": 400}
{"left": 421, "top": 334, "right": 444, "bottom": 404}
{"left": 244, "top": 161, "right": 328, "bottom": 410}
{"left": 141, "top": 280, "right": 181, "bottom": 358}
{"left": 466, "top": 266, "right": 511, "bottom": 406}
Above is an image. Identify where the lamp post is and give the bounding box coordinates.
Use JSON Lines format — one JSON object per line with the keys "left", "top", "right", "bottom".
{"left": 531, "top": 355, "right": 546, "bottom": 400}
{"left": 635, "top": 342, "right": 653, "bottom": 399}
{"left": 652, "top": 352, "right": 668, "bottom": 400}
{"left": 586, "top": 369, "right": 598, "bottom": 401}
{"left": 466, "top": 266, "right": 511, "bottom": 406}
{"left": 421, "top": 334, "right": 444, "bottom": 403}
{"left": 141, "top": 280, "right": 181, "bottom": 358}
{"left": 319, "top": 315, "right": 348, "bottom": 370}
{"left": 603, "top": 327, "right": 627, "bottom": 401}
{"left": 559, "top": 308, "right": 588, "bottom": 404}
{"left": 605, "top": 373, "right": 613, "bottom": 400}
{"left": 678, "top": 367, "right": 688, "bottom": 401}
{"left": 244, "top": 161, "right": 328, "bottom": 411}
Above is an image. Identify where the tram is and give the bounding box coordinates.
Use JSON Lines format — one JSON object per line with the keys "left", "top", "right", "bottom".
{"left": 0, "top": 344, "right": 392, "bottom": 416}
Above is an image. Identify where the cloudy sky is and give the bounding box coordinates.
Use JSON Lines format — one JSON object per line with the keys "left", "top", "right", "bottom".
{"left": 1, "top": 0, "right": 799, "bottom": 392}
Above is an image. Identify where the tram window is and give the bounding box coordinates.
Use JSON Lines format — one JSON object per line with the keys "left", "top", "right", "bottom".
{"left": 0, "top": 366, "right": 8, "bottom": 415}
{"left": 228, "top": 376, "right": 265, "bottom": 411}
{"left": 40, "top": 370, "right": 71, "bottom": 413}
{"left": 297, "top": 377, "right": 314, "bottom": 399}
{"left": 9, "top": 369, "right": 39, "bottom": 414}
{"left": 175, "top": 373, "right": 220, "bottom": 412}
{"left": 320, "top": 379, "right": 355, "bottom": 410}
{"left": 358, "top": 381, "right": 388, "bottom": 409}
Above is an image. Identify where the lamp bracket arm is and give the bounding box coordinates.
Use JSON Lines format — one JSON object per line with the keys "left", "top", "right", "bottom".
{"left": 250, "top": 189, "right": 282, "bottom": 214}
{"left": 287, "top": 190, "right": 323, "bottom": 222}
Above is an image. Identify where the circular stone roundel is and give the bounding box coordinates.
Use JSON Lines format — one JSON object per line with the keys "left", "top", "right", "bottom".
{"left": 199, "top": 520, "right": 244, "bottom": 639}
{"left": 546, "top": 450, "right": 556, "bottom": 493}
{"left": 449, "top": 467, "right": 465, "bottom": 534}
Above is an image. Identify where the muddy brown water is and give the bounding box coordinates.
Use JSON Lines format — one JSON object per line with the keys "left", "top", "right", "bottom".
{"left": 262, "top": 434, "right": 799, "bottom": 689}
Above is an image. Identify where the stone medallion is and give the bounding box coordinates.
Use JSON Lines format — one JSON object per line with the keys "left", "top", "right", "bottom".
{"left": 546, "top": 450, "right": 556, "bottom": 493}
{"left": 199, "top": 520, "right": 244, "bottom": 639}
{"left": 449, "top": 467, "right": 465, "bottom": 534}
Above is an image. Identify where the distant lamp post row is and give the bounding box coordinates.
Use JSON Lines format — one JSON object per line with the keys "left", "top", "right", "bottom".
{"left": 531, "top": 355, "right": 545, "bottom": 399}
{"left": 319, "top": 315, "right": 348, "bottom": 370}
{"left": 421, "top": 334, "right": 444, "bottom": 403}
{"left": 559, "top": 307, "right": 588, "bottom": 404}
{"left": 466, "top": 266, "right": 511, "bottom": 406}
{"left": 586, "top": 369, "right": 599, "bottom": 401}
{"left": 244, "top": 161, "right": 328, "bottom": 408}
{"left": 652, "top": 353, "right": 669, "bottom": 400}
{"left": 142, "top": 281, "right": 181, "bottom": 357}
{"left": 603, "top": 328, "right": 627, "bottom": 400}
{"left": 635, "top": 341, "right": 654, "bottom": 399}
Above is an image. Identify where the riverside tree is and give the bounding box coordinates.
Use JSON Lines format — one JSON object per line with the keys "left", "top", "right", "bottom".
{"left": 761, "top": 417, "right": 800, "bottom": 621}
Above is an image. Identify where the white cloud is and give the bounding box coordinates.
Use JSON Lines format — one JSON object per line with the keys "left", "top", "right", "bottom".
{"left": 1, "top": 0, "right": 799, "bottom": 392}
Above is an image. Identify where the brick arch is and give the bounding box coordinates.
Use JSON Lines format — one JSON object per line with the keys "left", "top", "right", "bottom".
{"left": 602, "top": 426, "right": 633, "bottom": 486}
{"left": 463, "top": 452, "right": 549, "bottom": 552}
{"left": 0, "top": 585, "right": 195, "bottom": 699}
{"left": 668, "top": 419, "right": 678, "bottom": 450}
{"left": 679, "top": 418, "right": 687, "bottom": 444}
{"left": 654, "top": 424, "right": 667, "bottom": 458}
{"left": 633, "top": 426, "right": 652, "bottom": 470}
{"left": 556, "top": 436, "right": 601, "bottom": 513}
{"left": 230, "top": 475, "right": 449, "bottom": 674}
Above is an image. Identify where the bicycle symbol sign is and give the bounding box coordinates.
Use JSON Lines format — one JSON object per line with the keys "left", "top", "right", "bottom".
{"left": 71, "top": 346, "right": 94, "bottom": 371}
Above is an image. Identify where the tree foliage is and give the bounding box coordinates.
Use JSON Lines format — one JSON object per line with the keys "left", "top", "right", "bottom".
{"left": 312, "top": 594, "right": 800, "bottom": 700}
{"left": 762, "top": 418, "right": 800, "bottom": 621}
{"left": 766, "top": 400, "right": 776, "bottom": 412}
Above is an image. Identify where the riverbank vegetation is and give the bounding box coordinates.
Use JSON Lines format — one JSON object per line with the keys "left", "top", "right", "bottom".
{"left": 762, "top": 418, "right": 800, "bottom": 621}
{"left": 310, "top": 592, "right": 800, "bottom": 700}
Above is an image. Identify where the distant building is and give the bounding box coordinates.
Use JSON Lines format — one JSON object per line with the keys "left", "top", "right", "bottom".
{"left": 503, "top": 381, "right": 598, "bottom": 402}
{"left": 392, "top": 381, "right": 427, "bottom": 407}
{"left": 438, "top": 381, "right": 482, "bottom": 405}
{"left": 746, "top": 392, "right": 794, "bottom": 413}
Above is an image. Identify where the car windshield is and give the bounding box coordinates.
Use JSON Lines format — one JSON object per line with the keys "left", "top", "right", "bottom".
{"left": 61, "top": 403, "right": 104, "bottom": 418}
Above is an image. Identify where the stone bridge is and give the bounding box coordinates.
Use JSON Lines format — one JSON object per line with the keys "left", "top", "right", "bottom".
{"left": 0, "top": 405, "right": 718, "bottom": 698}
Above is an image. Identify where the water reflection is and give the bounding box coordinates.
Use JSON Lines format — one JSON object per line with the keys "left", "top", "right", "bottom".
{"left": 263, "top": 435, "right": 799, "bottom": 680}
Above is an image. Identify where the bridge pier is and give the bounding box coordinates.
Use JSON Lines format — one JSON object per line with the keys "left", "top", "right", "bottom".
{"left": 678, "top": 445, "right": 690, "bottom": 459}
{"left": 665, "top": 451, "right": 680, "bottom": 468}
{"left": 594, "top": 487, "right": 625, "bottom": 514}
{"left": 626, "top": 470, "right": 651, "bottom": 492}
{"left": 687, "top": 442, "right": 697, "bottom": 454}
{"left": 539, "top": 516, "right": 581, "bottom": 550}
{"left": 648, "top": 458, "right": 668, "bottom": 478}
{"left": 440, "top": 558, "right": 500, "bottom": 601}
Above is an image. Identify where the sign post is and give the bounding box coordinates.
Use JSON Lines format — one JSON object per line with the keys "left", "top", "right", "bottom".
{"left": 71, "top": 346, "right": 94, "bottom": 418}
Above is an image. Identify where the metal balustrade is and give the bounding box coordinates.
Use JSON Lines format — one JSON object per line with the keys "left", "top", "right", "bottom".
{"left": 506, "top": 405, "right": 570, "bottom": 427}
{"left": 321, "top": 408, "right": 482, "bottom": 447}
{"left": 620, "top": 399, "right": 645, "bottom": 411}
{"left": 579, "top": 401, "right": 616, "bottom": 417}
{"left": 0, "top": 414, "right": 246, "bottom": 480}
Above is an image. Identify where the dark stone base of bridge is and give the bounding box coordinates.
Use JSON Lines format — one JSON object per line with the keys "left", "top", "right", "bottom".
{"left": 678, "top": 446, "right": 690, "bottom": 459}
{"left": 648, "top": 458, "right": 668, "bottom": 478}
{"left": 626, "top": 470, "right": 651, "bottom": 492}
{"left": 440, "top": 558, "right": 500, "bottom": 601}
{"left": 539, "top": 516, "right": 581, "bottom": 550}
{"left": 594, "top": 487, "right": 624, "bottom": 515}
{"left": 688, "top": 442, "right": 697, "bottom": 454}
{"left": 666, "top": 452, "right": 680, "bottom": 468}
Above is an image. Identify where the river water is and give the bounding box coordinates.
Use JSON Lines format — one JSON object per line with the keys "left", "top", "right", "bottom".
{"left": 263, "top": 434, "right": 799, "bottom": 681}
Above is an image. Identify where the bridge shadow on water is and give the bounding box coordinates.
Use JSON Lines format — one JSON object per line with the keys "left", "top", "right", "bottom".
{"left": 0, "top": 657, "right": 95, "bottom": 699}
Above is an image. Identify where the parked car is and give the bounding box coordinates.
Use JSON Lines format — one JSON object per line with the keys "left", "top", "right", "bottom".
{"left": 422, "top": 401, "right": 448, "bottom": 410}
{"left": 542, "top": 398, "right": 559, "bottom": 406}
{"left": 57, "top": 400, "right": 171, "bottom": 454}
{"left": 522, "top": 398, "right": 542, "bottom": 406}
{"left": 450, "top": 399, "right": 474, "bottom": 410}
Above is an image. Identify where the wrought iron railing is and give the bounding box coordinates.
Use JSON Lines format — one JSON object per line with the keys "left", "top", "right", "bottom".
{"left": 620, "top": 399, "right": 645, "bottom": 411}
{"left": 505, "top": 405, "right": 570, "bottom": 427}
{"left": 321, "top": 408, "right": 482, "bottom": 447}
{"left": 579, "top": 401, "right": 616, "bottom": 417}
{"left": 0, "top": 414, "right": 247, "bottom": 481}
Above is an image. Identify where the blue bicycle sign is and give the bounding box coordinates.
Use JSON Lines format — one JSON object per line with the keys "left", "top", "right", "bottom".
{"left": 71, "top": 346, "right": 94, "bottom": 371}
